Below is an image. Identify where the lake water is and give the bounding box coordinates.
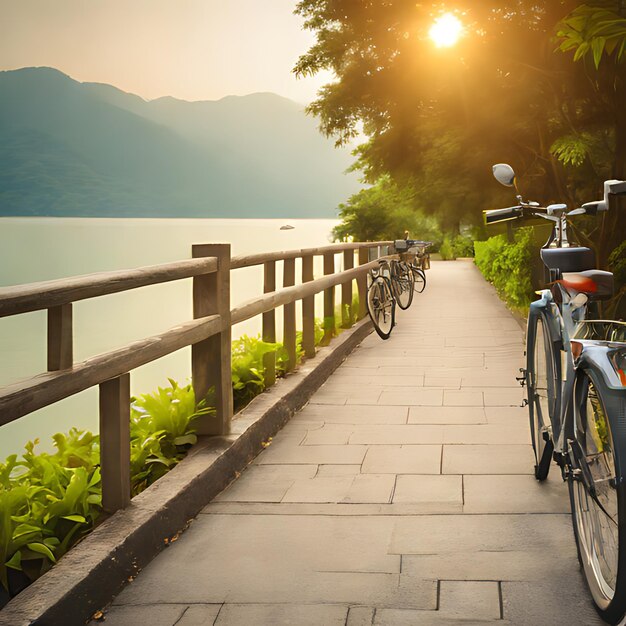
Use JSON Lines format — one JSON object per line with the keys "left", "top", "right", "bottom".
{"left": 0, "top": 218, "right": 338, "bottom": 458}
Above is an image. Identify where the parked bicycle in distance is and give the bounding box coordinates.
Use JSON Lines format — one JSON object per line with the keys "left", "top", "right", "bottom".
{"left": 366, "top": 239, "right": 432, "bottom": 340}
{"left": 486, "top": 163, "right": 626, "bottom": 624}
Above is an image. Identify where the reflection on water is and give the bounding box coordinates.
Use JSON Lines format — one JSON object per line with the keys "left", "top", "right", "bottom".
{"left": 0, "top": 218, "right": 337, "bottom": 458}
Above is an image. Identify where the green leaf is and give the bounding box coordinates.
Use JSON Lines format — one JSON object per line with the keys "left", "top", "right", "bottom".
{"left": 61, "top": 514, "right": 87, "bottom": 523}
{"left": 591, "top": 36, "right": 606, "bottom": 68}
{"left": 5, "top": 551, "right": 22, "bottom": 571}
{"left": 26, "top": 542, "right": 56, "bottom": 563}
{"left": 172, "top": 434, "right": 197, "bottom": 446}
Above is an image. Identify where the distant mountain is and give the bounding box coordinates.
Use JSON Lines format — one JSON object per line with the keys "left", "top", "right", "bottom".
{"left": 0, "top": 67, "right": 360, "bottom": 217}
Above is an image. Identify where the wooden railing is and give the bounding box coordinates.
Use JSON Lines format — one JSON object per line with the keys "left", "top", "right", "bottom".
{"left": 0, "top": 241, "right": 391, "bottom": 513}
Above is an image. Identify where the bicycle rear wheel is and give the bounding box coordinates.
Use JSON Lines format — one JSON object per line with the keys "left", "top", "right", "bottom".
{"left": 569, "top": 374, "right": 626, "bottom": 624}
{"left": 367, "top": 276, "right": 395, "bottom": 340}
{"left": 391, "top": 262, "right": 414, "bottom": 310}
{"left": 527, "top": 315, "right": 556, "bottom": 480}
{"left": 412, "top": 267, "right": 426, "bottom": 293}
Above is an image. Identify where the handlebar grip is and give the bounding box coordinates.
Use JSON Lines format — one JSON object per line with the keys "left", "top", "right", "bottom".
{"left": 608, "top": 180, "right": 626, "bottom": 196}
{"left": 483, "top": 206, "right": 522, "bottom": 225}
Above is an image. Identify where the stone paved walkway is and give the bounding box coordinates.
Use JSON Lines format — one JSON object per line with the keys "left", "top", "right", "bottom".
{"left": 104, "top": 260, "right": 604, "bottom": 625}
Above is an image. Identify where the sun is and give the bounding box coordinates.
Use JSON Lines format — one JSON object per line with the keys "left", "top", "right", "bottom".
{"left": 429, "top": 13, "right": 464, "bottom": 48}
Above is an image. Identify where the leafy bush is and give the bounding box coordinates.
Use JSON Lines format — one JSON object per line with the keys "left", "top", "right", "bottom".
{"left": 231, "top": 335, "right": 281, "bottom": 410}
{"left": 0, "top": 430, "right": 102, "bottom": 593}
{"left": 439, "top": 234, "right": 475, "bottom": 260}
{"left": 474, "top": 227, "right": 539, "bottom": 311}
{"left": 0, "top": 381, "right": 203, "bottom": 596}
{"left": 129, "top": 381, "right": 210, "bottom": 494}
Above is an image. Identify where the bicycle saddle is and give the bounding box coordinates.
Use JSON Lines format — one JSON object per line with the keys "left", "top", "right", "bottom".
{"left": 560, "top": 269, "right": 614, "bottom": 300}
{"left": 540, "top": 247, "right": 595, "bottom": 273}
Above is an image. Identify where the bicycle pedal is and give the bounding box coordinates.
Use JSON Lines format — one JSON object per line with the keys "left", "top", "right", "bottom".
{"left": 520, "top": 398, "right": 529, "bottom": 407}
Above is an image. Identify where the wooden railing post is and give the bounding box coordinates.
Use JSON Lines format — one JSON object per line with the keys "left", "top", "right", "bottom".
{"left": 323, "top": 252, "right": 335, "bottom": 343}
{"left": 301, "top": 254, "right": 315, "bottom": 358}
{"left": 283, "top": 258, "right": 296, "bottom": 372}
{"left": 357, "top": 248, "right": 369, "bottom": 320}
{"left": 262, "top": 261, "right": 276, "bottom": 386}
{"left": 341, "top": 249, "right": 354, "bottom": 328}
{"left": 191, "top": 244, "right": 233, "bottom": 435}
{"left": 47, "top": 303, "right": 73, "bottom": 371}
{"left": 99, "top": 373, "right": 131, "bottom": 513}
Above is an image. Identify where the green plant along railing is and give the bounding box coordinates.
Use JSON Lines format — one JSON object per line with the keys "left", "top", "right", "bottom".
{"left": 0, "top": 240, "right": 392, "bottom": 598}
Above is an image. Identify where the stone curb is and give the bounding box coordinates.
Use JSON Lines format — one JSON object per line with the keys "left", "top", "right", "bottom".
{"left": 0, "top": 318, "right": 373, "bottom": 626}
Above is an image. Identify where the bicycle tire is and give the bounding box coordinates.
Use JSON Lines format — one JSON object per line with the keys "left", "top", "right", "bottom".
{"left": 412, "top": 267, "right": 426, "bottom": 293}
{"left": 391, "top": 262, "right": 414, "bottom": 310}
{"left": 366, "top": 276, "right": 395, "bottom": 340}
{"left": 526, "top": 314, "right": 556, "bottom": 480}
{"left": 569, "top": 373, "right": 626, "bottom": 624}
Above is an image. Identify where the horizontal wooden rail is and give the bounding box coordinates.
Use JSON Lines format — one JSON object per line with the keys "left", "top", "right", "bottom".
{"left": 0, "top": 257, "right": 219, "bottom": 317}
{"left": 230, "top": 241, "right": 393, "bottom": 270}
{"left": 0, "top": 314, "right": 222, "bottom": 426}
{"left": 231, "top": 259, "right": 382, "bottom": 325}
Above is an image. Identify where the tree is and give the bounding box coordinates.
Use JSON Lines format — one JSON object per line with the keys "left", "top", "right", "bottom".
{"left": 554, "top": 1, "right": 626, "bottom": 306}
{"left": 295, "top": 1, "right": 625, "bottom": 314}
{"left": 294, "top": 1, "right": 589, "bottom": 221}
{"left": 332, "top": 176, "right": 443, "bottom": 243}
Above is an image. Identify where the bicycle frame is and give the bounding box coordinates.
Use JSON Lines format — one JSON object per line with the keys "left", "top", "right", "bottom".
{"left": 526, "top": 218, "right": 625, "bottom": 468}
{"left": 527, "top": 283, "right": 587, "bottom": 459}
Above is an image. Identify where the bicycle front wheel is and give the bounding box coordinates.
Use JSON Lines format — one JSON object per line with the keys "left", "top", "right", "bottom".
{"left": 412, "top": 267, "right": 426, "bottom": 293}
{"left": 391, "top": 262, "right": 414, "bottom": 310}
{"left": 367, "top": 276, "right": 395, "bottom": 340}
{"left": 569, "top": 374, "right": 626, "bottom": 624}
{"left": 527, "top": 315, "right": 556, "bottom": 480}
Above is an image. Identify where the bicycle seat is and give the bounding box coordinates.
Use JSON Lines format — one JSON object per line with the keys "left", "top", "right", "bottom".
{"left": 560, "top": 269, "right": 614, "bottom": 300}
{"left": 540, "top": 247, "right": 595, "bottom": 273}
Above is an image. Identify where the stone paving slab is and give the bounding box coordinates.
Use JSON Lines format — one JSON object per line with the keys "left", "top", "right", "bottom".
{"left": 442, "top": 444, "right": 534, "bottom": 474}
{"left": 295, "top": 404, "right": 409, "bottom": 424}
{"left": 215, "top": 604, "right": 347, "bottom": 625}
{"left": 103, "top": 260, "right": 601, "bottom": 625}
{"left": 401, "top": 549, "right": 580, "bottom": 582}
{"left": 463, "top": 474, "right": 570, "bottom": 513}
{"left": 392, "top": 475, "right": 463, "bottom": 505}
{"left": 361, "top": 445, "right": 442, "bottom": 474}
{"left": 407, "top": 406, "right": 486, "bottom": 424}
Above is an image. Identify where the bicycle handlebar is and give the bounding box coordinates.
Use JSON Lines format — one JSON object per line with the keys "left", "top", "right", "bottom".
{"left": 485, "top": 178, "right": 626, "bottom": 226}
{"left": 394, "top": 239, "right": 433, "bottom": 251}
{"left": 483, "top": 206, "right": 524, "bottom": 225}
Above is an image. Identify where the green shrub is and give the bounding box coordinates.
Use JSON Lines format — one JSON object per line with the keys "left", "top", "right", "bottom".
{"left": 474, "top": 227, "right": 538, "bottom": 311}
{"left": 439, "top": 234, "right": 475, "bottom": 260}
{"left": 231, "top": 335, "right": 281, "bottom": 410}
{"left": 0, "top": 381, "right": 204, "bottom": 594}
{"left": 451, "top": 235, "right": 475, "bottom": 258}
{"left": 129, "top": 380, "right": 210, "bottom": 494}
{"left": 439, "top": 237, "right": 454, "bottom": 260}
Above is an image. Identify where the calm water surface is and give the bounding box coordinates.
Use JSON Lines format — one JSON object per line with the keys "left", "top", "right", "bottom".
{"left": 0, "top": 218, "right": 338, "bottom": 458}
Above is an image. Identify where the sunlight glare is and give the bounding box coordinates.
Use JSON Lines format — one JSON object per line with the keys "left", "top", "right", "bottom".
{"left": 429, "top": 13, "right": 464, "bottom": 48}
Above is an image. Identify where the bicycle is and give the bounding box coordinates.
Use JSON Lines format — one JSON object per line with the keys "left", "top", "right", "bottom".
{"left": 486, "top": 163, "right": 626, "bottom": 624}
{"left": 366, "top": 257, "right": 396, "bottom": 340}
{"left": 410, "top": 241, "right": 432, "bottom": 294}
{"left": 389, "top": 241, "right": 416, "bottom": 310}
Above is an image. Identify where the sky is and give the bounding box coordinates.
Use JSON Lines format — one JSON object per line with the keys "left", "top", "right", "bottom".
{"left": 0, "top": 0, "right": 332, "bottom": 104}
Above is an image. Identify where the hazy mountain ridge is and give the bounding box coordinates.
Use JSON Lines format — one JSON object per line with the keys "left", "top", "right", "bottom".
{"left": 0, "top": 67, "right": 359, "bottom": 217}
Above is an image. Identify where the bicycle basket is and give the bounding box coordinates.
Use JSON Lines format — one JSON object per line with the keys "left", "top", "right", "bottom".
{"left": 399, "top": 251, "right": 417, "bottom": 262}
